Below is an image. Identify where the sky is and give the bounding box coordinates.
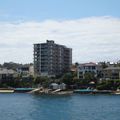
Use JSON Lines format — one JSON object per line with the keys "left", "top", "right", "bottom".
{"left": 0, "top": 0, "right": 120, "bottom": 64}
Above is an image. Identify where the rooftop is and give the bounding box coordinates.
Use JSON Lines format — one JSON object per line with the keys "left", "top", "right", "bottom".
{"left": 79, "top": 62, "right": 97, "bottom": 66}
{"left": 104, "top": 67, "right": 120, "bottom": 70}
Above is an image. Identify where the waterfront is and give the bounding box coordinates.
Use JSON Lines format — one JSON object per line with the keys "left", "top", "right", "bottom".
{"left": 0, "top": 94, "right": 120, "bottom": 120}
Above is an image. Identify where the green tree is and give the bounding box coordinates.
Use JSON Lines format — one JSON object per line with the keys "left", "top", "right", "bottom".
{"left": 84, "top": 72, "right": 95, "bottom": 81}
{"left": 34, "top": 76, "right": 50, "bottom": 88}
{"left": 61, "top": 73, "right": 74, "bottom": 85}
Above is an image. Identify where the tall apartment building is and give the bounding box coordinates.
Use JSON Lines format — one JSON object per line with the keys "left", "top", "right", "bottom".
{"left": 34, "top": 40, "right": 72, "bottom": 77}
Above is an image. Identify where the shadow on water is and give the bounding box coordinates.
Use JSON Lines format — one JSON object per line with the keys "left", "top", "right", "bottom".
{"left": 32, "top": 93, "right": 73, "bottom": 100}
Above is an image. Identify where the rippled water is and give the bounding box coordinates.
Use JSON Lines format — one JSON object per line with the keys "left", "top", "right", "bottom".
{"left": 0, "top": 93, "right": 120, "bottom": 120}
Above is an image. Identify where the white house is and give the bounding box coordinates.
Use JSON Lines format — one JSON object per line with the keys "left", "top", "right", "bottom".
{"left": 77, "top": 62, "right": 101, "bottom": 79}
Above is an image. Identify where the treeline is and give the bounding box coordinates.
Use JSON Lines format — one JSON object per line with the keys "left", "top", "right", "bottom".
{"left": 1, "top": 70, "right": 120, "bottom": 91}
{"left": 1, "top": 61, "right": 120, "bottom": 90}
{"left": 98, "top": 61, "right": 120, "bottom": 68}
{"left": 0, "top": 62, "right": 33, "bottom": 70}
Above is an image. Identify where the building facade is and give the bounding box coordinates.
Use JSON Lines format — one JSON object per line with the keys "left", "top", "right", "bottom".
{"left": 0, "top": 68, "right": 16, "bottom": 83}
{"left": 77, "top": 62, "right": 101, "bottom": 79}
{"left": 102, "top": 67, "right": 120, "bottom": 80}
{"left": 17, "top": 65, "right": 34, "bottom": 77}
{"left": 34, "top": 40, "right": 72, "bottom": 77}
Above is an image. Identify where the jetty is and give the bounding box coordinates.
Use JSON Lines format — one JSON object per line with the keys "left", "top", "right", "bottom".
{"left": 0, "top": 88, "right": 14, "bottom": 93}
{"left": 29, "top": 87, "right": 73, "bottom": 95}
{"left": 74, "top": 89, "right": 112, "bottom": 94}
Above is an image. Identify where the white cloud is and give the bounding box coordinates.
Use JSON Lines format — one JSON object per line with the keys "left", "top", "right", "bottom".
{"left": 0, "top": 16, "right": 120, "bottom": 63}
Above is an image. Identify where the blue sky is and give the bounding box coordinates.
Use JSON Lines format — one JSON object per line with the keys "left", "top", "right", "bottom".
{"left": 0, "top": 0, "right": 120, "bottom": 21}
{"left": 0, "top": 0, "right": 120, "bottom": 64}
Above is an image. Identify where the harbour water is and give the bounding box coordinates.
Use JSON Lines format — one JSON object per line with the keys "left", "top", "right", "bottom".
{"left": 0, "top": 93, "right": 120, "bottom": 120}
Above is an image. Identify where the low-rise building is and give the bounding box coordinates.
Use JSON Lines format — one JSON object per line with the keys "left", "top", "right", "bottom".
{"left": 77, "top": 62, "right": 101, "bottom": 79}
{"left": 0, "top": 68, "right": 16, "bottom": 83}
{"left": 71, "top": 64, "right": 77, "bottom": 73}
{"left": 102, "top": 67, "right": 120, "bottom": 80}
{"left": 49, "top": 83, "right": 66, "bottom": 90}
{"left": 17, "top": 65, "right": 34, "bottom": 77}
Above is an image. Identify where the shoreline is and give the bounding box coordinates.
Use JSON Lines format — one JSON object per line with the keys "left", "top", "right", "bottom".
{"left": 0, "top": 88, "right": 120, "bottom": 95}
